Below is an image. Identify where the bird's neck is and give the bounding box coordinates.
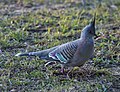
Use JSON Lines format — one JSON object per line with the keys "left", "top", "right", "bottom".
{"left": 80, "top": 36, "right": 94, "bottom": 42}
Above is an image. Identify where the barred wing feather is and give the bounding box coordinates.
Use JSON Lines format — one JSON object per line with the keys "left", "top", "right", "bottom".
{"left": 49, "top": 41, "right": 78, "bottom": 63}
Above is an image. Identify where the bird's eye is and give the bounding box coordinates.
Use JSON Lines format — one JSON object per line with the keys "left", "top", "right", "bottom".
{"left": 89, "top": 30, "right": 92, "bottom": 33}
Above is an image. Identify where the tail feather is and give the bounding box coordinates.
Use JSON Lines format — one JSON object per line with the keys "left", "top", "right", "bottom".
{"left": 15, "top": 50, "right": 54, "bottom": 60}
{"left": 15, "top": 51, "right": 45, "bottom": 56}
{"left": 15, "top": 46, "right": 58, "bottom": 60}
{"left": 15, "top": 52, "right": 35, "bottom": 56}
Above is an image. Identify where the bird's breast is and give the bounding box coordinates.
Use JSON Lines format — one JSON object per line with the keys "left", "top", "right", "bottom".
{"left": 83, "top": 41, "right": 94, "bottom": 57}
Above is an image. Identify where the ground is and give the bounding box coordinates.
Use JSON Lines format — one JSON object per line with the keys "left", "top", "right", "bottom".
{"left": 0, "top": 0, "right": 120, "bottom": 92}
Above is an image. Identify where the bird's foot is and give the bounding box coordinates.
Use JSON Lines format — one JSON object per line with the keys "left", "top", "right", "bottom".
{"left": 66, "top": 67, "right": 75, "bottom": 79}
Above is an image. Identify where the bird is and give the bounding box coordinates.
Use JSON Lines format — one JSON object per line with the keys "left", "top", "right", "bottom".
{"left": 15, "top": 15, "right": 97, "bottom": 73}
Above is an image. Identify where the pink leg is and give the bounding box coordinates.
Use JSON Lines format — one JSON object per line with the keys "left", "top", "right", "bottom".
{"left": 60, "top": 65, "right": 64, "bottom": 73}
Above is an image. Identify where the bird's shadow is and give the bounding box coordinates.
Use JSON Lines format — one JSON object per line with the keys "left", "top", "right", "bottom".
{"left": 44, "top": 63, "right": 109, "bottom": 80}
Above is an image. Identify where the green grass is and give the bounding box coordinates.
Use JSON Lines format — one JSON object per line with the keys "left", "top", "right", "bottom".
{"left": 0, "top": 0, "right": 120, "bottom": 91}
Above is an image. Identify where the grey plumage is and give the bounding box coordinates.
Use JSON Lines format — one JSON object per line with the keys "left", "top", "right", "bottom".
{"left": 15, "top": 15, "right": 97, "bottom": 68}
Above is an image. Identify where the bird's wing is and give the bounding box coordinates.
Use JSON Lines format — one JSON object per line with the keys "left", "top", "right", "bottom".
{"left": 48, "top": 40, "right": 78, "bottom": 64}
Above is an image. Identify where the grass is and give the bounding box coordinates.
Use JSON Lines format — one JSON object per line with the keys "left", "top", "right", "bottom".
{"left": 0, "top": 0, "right": 120, "bottom": 91}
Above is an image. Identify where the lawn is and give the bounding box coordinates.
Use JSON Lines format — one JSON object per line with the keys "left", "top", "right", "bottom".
{"left": 0, "top": 0, "right": 120, "bottom": 91}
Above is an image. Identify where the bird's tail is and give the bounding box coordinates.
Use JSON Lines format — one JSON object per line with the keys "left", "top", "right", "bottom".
{"left": 15, "top": 46, "right": 58, "bottom": 59}
{"left": 15, "top": 51, "right": 41, "bottom": 57}
{"left": 15, "top": 50, "right": 53, "bottom": 60}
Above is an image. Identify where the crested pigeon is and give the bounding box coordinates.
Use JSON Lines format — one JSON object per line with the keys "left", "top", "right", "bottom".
{"left": 15, "top": 16, "right": 97, "bottom": 72}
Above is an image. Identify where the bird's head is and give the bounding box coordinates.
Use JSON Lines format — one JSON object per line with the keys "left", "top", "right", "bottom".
{"left": 81, "top": 15, "right": 97, "bottom": 39}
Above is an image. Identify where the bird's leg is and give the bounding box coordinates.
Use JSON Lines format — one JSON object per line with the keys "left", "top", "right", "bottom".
{"left": 60, "top": 65, "right": 65, "bottom": 74}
